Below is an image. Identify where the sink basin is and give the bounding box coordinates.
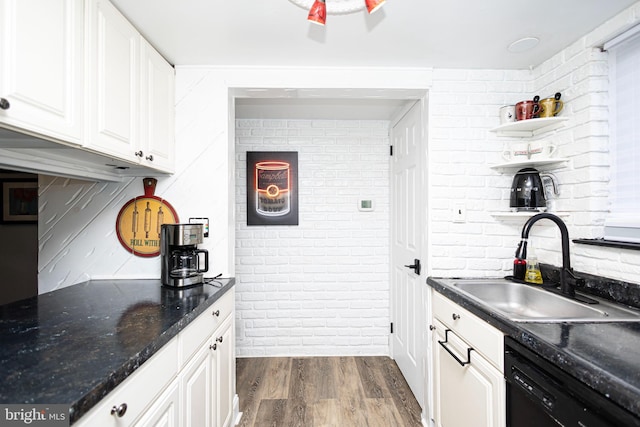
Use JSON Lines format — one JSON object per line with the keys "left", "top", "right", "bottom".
{"left": 444, "top": 279, "right": 640, "bottom": 322}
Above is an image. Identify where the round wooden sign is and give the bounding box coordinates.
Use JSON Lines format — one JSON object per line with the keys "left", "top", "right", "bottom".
{"left": 116, "top": 178, "right": 179, "bottom": 257}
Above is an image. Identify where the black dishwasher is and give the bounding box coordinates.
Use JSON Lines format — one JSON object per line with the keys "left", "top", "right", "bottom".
{"left": 504, "top": 337, "right": 640, "bottom": 427}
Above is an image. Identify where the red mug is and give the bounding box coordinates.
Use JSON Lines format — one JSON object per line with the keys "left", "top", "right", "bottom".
{"left": 515, "top": 100, "right": 539, "bottom": 120}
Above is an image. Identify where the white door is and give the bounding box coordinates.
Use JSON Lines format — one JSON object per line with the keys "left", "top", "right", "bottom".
{"left": 391, "top": 100, "right": 426, "bottom": 406}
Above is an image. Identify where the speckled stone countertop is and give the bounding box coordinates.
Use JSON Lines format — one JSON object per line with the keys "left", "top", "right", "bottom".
{"left": 427, "top": 276, "right": 640, "bottom": 420}
{"left": 0, "top": 278, "right": 235, "bottom": 424}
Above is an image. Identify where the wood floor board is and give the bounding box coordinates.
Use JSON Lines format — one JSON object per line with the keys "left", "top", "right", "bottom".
{"left": 237, "top": 356, "right": 423, "bottom": 427}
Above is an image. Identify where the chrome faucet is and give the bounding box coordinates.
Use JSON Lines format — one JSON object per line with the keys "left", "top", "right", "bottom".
{"left": 515, "top": 213, "right": 578, "bottom": 297}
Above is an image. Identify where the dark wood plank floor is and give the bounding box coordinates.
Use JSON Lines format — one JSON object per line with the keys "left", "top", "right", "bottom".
{"left": 236, "top": 356, "right": 423, "bottom": 427}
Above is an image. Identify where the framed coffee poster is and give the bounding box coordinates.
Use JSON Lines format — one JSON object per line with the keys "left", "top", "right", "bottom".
{"left": 246, "top": 151, "right": 299, "bottom": 226}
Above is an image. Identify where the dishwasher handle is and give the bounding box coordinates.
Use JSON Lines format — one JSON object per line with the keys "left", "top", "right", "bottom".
{"left": 438, "top": 329, "right": 473, "bottom": 367}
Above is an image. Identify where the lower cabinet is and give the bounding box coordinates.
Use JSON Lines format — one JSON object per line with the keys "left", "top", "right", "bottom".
{"left": 430, "top": 291, "right": 505, "bottom": 427}
{"left": 181, "top": 315, "right": 234, "bottom": 427}
{"left": 74, "top": 289, "right": 235, "bottom": 427}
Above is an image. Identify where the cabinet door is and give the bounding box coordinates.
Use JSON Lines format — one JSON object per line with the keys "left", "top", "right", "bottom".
{"left": 432, "top": 323, "right": 505, "bottom": 427}
{"left": 211, "top": 316, "right": 234, "bottom": 427}
{"left": 181, "top": 344, "right": 213, "bottom": 427}
{"left": 140, "top": 41, "right": 175, "bottom": 173}
{"left": 0, "top": 0, "right": 83, "bottom": 143}
{"left": 133, "top": 381, "right": 180, "bottom": 427}
{"left": 85, "top": 0, "right": 140, "bottom": 161}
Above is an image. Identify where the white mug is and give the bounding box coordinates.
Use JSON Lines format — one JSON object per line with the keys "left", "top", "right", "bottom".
{"left": 528, "top": 141, "right": 557, "bottom": 159}
{"left": 499, "top": 105, "right": 516, "bottom": 124}
{"left": 502, "top": 142, "right": 531, "bottom": 162}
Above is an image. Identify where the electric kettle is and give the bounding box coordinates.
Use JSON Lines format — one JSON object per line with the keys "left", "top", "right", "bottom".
{"left": 510, "top": 168, "right": 558, "bottom": 211}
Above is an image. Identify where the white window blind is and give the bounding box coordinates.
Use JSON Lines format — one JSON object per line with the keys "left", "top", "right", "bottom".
{"left": 604, "top": 27, "right": 640, "bottom": 243}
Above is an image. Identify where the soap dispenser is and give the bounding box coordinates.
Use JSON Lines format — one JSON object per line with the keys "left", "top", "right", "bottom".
{"left": 524, "top": 245, "right": 543, "bottom": 284}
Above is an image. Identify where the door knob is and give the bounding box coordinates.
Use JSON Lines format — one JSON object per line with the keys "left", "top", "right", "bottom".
{"left": 404, "top": 259, "right": 421, "bottom": 275}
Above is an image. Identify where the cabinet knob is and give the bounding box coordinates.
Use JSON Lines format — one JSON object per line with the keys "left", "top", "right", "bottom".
{"left": 429, "top": 324, "right": 436, "bottom": 331}
{"left": 216, "top": 336, "right": 223, "bottom": 343}
{"left": 110, "top": 403, "right": 127, "bottom": 418}
{"left": 212, "top": 310, "right": 220, "bottom": 317}
{"left": 134, "top": 150, "right": 143, "bottom": 157}
{"left": 452, "top": 313, "right": 460, "bottom": 321}
{"left": 209, "top": 343, "right": 217, "bottom": 351}
{"left": 0, "top": 98, "right": 10, "bottom": 110}
{"left": 145, "top": 154, "right": 154, "bottom": 161}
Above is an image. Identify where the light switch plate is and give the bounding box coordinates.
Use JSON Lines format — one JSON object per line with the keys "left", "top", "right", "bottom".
{"left": 453, "top": 204, "right": 466, "bottom": 223}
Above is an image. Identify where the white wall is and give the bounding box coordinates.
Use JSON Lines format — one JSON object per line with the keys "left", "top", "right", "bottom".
{"left": 234, "top": 119, "right": 390, "bottom": 356}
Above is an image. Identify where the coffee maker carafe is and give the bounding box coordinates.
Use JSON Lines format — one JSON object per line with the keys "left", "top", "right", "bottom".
{"left": 161, "top": 224, "right": 208, "bottom": 287}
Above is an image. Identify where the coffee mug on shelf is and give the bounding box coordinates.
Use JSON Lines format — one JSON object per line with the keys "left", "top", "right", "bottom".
{"left": 515, "top": 100, "right": 539, "bottom": 120}
{"left": 499, "top": 105, "right": 516, "bottom": 124}
{"left": 538, "top": 97, "right": 564, "bottom": 118}
{"left": 502, "top": 142, "right": 531, "bottom": 162}
{"left": 528, "top": 140, "right": 557, "bottom": 159}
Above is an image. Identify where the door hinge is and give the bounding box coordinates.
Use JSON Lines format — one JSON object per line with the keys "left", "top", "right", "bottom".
{"left": 390, "top": 322, "right": 394, "bottom": 333}
{"left": 390, "top": 145, "right": 393, "bottom": 156}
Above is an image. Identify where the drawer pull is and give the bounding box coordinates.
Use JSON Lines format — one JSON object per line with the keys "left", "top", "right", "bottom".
{"left": 145, "top": 154, "right": 154, "bottom": 161}
{"left": 438, "top": 329, "right": 473, "bottom": 367}
{"left": 110, "top": 403, "right": 128, "bottom": 417}
{"left": 134, "top": 150, "right": 143, "bottom": 157}
{"left": 212, "top": 310, "right": 220, "bottom": 317}
{"left": 210, "top": 343, "right": 217, "bottom": 351}
{"left": 216, "top": 336, "right": 223, "bottom": 343}
{"left": 452, "top": 313, "right": 460, "bottom": 320}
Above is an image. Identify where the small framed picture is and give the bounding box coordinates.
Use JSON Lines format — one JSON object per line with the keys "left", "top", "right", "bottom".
{"left": 1, "top": 181, "right": 38, "bottom": 223}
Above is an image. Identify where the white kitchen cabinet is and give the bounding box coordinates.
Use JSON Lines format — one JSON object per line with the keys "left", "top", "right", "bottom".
{"left": 139, "top": 40, "right": 175, "bottom": 173}
{"left": 212, "top": 316, "right": 234, "bottom": 427}
{"left": 0, "top": 0, "right": 84, "bottom": 144}
{"left": 179, "top": 291, "right": 235, "bottom": 427}
{"left": 132, "top": 381, "right": 180, "bottom": 427}
{"left": 85, "top": 0, "right": 140, "bottom": 162}
{"left": 73, "top": 338, "right": 179, "bottom": 427}
{"left": 74, "top": 288, "right": 236, "bottom": 427}
{"left": 85, "top": 0, "right": 175, "bottom": 173}
{"left": 430, "top": 291, "right": 505, "bottom": 427}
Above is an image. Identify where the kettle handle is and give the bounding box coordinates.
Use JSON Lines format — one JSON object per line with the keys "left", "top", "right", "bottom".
{"left": 196, "top": 249, "right": 209, "bottom": 273}
{"left": 541, "top": 173, "right": 559, "bottom": 196}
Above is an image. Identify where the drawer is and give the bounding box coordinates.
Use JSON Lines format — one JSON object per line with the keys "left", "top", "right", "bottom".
{"left": 74, "top": 337, "right": 179, "bottom": 427}
{"left": 178, "top": 289, "right": 234, "bottom": 367}
{"left": 432, "top": 290, "right": 503, "bottom": 370}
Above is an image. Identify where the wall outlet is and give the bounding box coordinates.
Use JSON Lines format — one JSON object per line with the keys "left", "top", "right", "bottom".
{"left": 453, "top": 204, "right": 466, "bottom": 223}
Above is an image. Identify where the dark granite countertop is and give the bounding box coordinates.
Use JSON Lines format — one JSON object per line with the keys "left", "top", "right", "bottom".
{"left": 427, "top": 276, "right": 640, "bottom": 420}
{"left": 0, "top": 278, "right": 235, "bottom": 424}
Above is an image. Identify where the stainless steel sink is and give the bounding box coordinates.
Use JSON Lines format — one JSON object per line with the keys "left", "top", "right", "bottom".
{"left": 443, "top": 278, "right": 640, "bottom": 322}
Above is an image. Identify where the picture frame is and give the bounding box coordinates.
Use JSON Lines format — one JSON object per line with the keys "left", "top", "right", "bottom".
{"left": 246, "top": 151, "right": 299, "bottom": 226}
{"left": 1, "top": 181, "right": 38, "bottom": 223}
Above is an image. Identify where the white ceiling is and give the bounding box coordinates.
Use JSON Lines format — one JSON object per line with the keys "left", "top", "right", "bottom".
{"left": 110, "top": 0, "right": 639, "bottom": 119}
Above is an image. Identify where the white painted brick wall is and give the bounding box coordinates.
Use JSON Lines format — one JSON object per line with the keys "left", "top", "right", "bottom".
{"left": 235, "top": 119, "right": 390, "bottom": 357}
{"left": 427, "top": 5, "right": 640, "bottom": 282}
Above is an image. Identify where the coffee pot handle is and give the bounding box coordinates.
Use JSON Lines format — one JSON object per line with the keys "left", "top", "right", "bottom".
{"left": 196, "top": 249, "right": 209, "bottom": 273}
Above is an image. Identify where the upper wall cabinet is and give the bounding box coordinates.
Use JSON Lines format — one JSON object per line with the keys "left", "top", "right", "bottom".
{"left": 140, "top": 40, "right": 175, "bottom": 172}
{"left": 85, "top": 0, "right": 140, "bottom": 161}
{"left": 0, "top": 0, "right": 84, "bottom": 144}
{"left": 85, "top": 0, "right": 175, "bottom": 173}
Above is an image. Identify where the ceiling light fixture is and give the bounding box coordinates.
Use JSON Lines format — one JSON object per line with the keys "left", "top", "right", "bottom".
{"left": 307, "top": 0, "right": 327, "bottom": 25}
{"left": 365, "top": 0, "right": 385, "bottom": 14}
{"left": 292, "top": 0, "right": 386, "bottom": 25}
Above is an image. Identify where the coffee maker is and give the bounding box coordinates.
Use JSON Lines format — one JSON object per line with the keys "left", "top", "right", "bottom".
{"left": 161, "top": 224, "right": 208, "bottom": 287}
